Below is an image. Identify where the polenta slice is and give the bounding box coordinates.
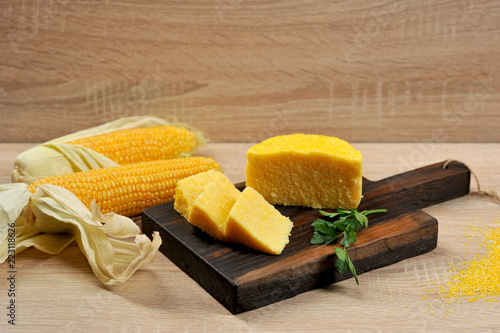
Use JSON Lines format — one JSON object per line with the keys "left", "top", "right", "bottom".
{"left": 246, "top": 134, "right": 362, "bottom": 209}
{"left": 188, "top": 173, "right": 241, "bottom": 242}
{"left": 174, "top": 169, "right": 222, "bottom": 219}
{"left": 226, "top": 187, "right": 293, "bottom": 255}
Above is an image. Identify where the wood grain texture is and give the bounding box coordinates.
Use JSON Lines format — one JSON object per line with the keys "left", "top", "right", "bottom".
{"left": 1, "top": 0, "right": 499, "bottom": 142}
{"left": 1, "top": 142, "right": 499, "bottom": 331}
{"left": 142, "top": 161, "right": 469, "bottom": 313}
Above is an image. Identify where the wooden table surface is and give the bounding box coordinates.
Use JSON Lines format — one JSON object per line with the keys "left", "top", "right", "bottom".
{"left": 1, "top": 142, "right": 499, "bottom": 332}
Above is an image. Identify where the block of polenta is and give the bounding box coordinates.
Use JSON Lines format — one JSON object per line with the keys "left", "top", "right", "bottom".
{"left": 246, "top": 134, "right": 362, "bottom": 209}
{"left": 226, "top": 187, "right": 293, "bottom": 255}
{"left": 174, "top": 169, "right": 222, "bottom": 219}
{"left": 188, "top": 172, "right": 241, "bottom": 242}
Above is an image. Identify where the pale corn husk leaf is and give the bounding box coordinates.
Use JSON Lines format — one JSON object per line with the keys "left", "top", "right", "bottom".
{"left": 30, "top": 184, "right": 162, "bottom": 285}
{"left": 91, "top": 202, "right": 141, "bottom": 238}
{"left": 12, "top": 144, "right": 119, "bottom": 190}
{"left": 12, "top": 115, "right": 207, "bottom": 184}
{"left": 0, "top": 183, "right": 73, "bottom": 260}
{"left": 0, "top": 183, "right": 36, "bottom": 262}
{"left": 14, "top": 232, "right": 75, "bottom": 256}
{"left": 0, "top": 183, "right": 162, "bottom": 285}
{"left": 0, "top": 183, "right": 31, "bottom": 222}
{"left": 107, "top": 235, "right": 162, "bottom": 280}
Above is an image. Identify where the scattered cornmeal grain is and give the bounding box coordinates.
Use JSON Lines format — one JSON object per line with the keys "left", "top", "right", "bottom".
{"left": 423, "top": 219, "right": 500, "bottom": 315}
{"left": 226, "top": 187, "right": 294, "bottom": 255}
{"left": 174, "top": 169, "right": 222, "bottom": 219}
{"left": 246, "top": 134, "right": 362, "bottom": 209}
{"left": 441, "top": 223, "right": 500, "bottom": 302}
{"left": 188, "top": 173, "right": 241, "bottom": 242}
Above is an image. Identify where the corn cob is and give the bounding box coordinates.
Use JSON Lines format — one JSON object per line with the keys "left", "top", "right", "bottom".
{"left": 65, "top": 126, "right": 200, "bottom": 165}
{"left": 27, "top": 157, "right": 221, "bottom": 217}
{"left": 11, "top": 116, "right": 207, "bottom": 185}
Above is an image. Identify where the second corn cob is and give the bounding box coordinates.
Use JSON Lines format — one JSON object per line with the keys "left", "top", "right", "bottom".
{"left": 27, "top": 157, "right": 221, "bottom": 217}
{"left": 66, "top": 126, "right": 201, "bottom": 165}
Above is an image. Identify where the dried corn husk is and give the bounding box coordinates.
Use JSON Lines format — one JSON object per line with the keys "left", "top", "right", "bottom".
{"left": 12, "top": 116, "right": 207, "bottom": 184}
{"left": 0, "top": 183, "right": 161, "bottom": 286}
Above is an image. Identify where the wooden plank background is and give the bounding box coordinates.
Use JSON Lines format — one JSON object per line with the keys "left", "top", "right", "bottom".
{"left": 1, "top": 0, "right": 499, "bottom": 143}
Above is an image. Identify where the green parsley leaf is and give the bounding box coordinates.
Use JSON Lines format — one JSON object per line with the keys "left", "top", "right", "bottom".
{"left": 311, "top": 219, "right": 340, "bottom": 245}
{"left": 354, "top": 211, "right": 368, "bottom": 228}
{"left": 334, "top": 247, "right": 349, "bottom": 274}
{"left": 311, "top": 219, "right": 335, "bottom": 235}
{"left": 311, "top": 232, "right": 334, "bottom": 245}
{"left": 318, "top": 210, "right": 341, "bottom": 219}
{"left": 340, "top": 229, "right": 357, "bottom": 248}
{"left": 310, "top": 207, "right": 387, "bottom": 285}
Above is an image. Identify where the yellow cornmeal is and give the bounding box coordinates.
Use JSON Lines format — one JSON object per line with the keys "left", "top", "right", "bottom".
{"left": 246, "top": 134, "right": 363, "bottom": 209}
{"left": 439, "top": 222, "right": 500, "bottom": 302}
{"left": 188, "top": 173, "right": 241, "bottom": 242}
{"left": 423, "top": 219, "right": 500, "bottom": 317}
{"left": 226, "top": 187, "right": 294, "bottom": 255}
{"left": 174, "top": 169, "right": 222, "bottom": 219}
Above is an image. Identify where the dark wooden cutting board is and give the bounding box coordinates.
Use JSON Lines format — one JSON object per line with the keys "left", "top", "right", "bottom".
{"left": 142, "top": 161, "right": 470, "bottom": 314}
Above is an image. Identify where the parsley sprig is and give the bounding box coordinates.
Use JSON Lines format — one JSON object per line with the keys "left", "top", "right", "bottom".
{"left": 310, "top": 208, "right": 387, "bottom": 284}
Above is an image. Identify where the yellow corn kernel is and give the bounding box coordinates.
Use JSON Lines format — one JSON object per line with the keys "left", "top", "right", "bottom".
{"left": 66, "top": 126, "right": 200, "bottom": 164}
{"left": 27, "top": 157, "right": 221, "bottom": 216}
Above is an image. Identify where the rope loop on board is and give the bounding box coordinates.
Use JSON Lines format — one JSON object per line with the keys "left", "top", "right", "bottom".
{"left": 443, "top": 159, "right": 500, "bottom": 204}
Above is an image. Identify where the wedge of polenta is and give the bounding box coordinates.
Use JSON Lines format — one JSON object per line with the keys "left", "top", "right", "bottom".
{"left": 174, "top": 169, "right": 222, "bottom": 219}
{"left": 189, "top": 173, "right": 241, "bottom": 242}
{"left": 226, "top": 187, "right": 293, "bottom": 255}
